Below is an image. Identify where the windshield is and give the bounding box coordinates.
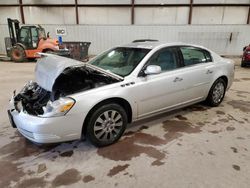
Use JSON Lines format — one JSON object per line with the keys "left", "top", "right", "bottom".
{"left": 90, "top": 47, "right": 151, "bottom": 77}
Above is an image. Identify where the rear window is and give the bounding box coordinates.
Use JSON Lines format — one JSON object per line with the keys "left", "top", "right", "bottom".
{"left": 180, "top": 47, "right": 212, "bottom": 66}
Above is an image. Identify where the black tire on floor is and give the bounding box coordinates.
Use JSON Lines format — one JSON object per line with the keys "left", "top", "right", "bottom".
{"left": 206, "top": 78, "right": 226, "bottom": 107}
{"left": 10, "top": 46, "right": 26, "bottom": 62}
{"left": 86, "top": 103, "right": 127, "bottom": 147}
{"left": 241, "top": 61, "right": 246, "bottom": 67}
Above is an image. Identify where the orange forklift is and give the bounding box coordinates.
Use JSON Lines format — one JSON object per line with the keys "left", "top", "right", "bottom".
{"left": 6, "top": 18, "right": 68, "bottom": 62}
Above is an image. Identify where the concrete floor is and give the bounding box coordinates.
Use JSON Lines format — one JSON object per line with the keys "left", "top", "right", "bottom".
{"left": 0, "top": 59, "right": 249, "bottom": 188}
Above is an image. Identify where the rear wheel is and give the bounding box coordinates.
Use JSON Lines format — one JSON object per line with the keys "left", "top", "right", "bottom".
{"left": 241, "top": 61, "right": 246, "bottom": 67}
{"left": 206, "top": 78, "right": 226, "bottom": 107}
{"left": 86, "top": 103, "right": 127, "bottom": 147}
{"left": 10, "top": 46, "right": 26, "bottom": 62}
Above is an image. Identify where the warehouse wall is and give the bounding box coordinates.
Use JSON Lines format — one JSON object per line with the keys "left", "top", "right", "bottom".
{"left": 192, "top": 6, "right": 249, "bottom": 24}
{"left": 0, "top": 24, "right": 249, "bottom": 55}
{"left": 0, "top": 0, "right": 249, "bottom": 55}
{"left": 1, "top": 6, "right": 249, "bottom": 25}
{"left": 78, "top": 7, "right": 131, "bottom": 25}
{"left": 0, "top": 0, "right": 249, "bottom": 25}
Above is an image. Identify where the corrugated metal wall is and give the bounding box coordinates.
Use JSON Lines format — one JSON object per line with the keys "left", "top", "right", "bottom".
{"left": 0, "top": 0, "right": 249, "bottom": 55}
{"left": 0, "top": 24, "right": 249, "bottom": 55}
{"left": 1, "top": 6, "right": 249, "bottom": 25}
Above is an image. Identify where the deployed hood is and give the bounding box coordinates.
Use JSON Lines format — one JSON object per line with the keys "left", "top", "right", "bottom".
{"left": 35, "top": 53, "right": 122, "bottom": 92}
{"left": 16, "top": 54, "right": 121, "bottom": 115}
{"left": 35, "top": 53, "right": 81, "bottom": 91}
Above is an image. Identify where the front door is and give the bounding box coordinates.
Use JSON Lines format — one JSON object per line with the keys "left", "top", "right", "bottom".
{"left": 133, "top": 47, "right": 187, "bottom": 118}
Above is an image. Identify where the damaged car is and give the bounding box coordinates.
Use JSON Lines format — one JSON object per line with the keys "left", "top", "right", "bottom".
{"left": 8, "top": 41, "right": 234, "bottom": 147}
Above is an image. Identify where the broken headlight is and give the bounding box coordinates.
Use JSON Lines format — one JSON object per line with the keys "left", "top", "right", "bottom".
{"left": 39, "top": 97, "right": 75, "bottom": 118}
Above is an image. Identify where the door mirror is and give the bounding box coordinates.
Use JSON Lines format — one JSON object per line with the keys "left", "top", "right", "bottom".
{"left": 144, "top": 65, "right": 161, "bottom": 75}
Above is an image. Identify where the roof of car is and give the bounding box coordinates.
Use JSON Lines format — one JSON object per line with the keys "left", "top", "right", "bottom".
{"left": 120, "top": 41, "right": 186, "bottom": 49}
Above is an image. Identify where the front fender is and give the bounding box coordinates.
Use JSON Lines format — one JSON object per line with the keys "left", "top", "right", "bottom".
{"left": 69, "top": 84, "right": 137, "bottom": 123}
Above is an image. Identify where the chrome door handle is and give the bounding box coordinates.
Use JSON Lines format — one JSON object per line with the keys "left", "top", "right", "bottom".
{"left": 173, "top": 77, "right": 183, "bottom": 82}
{"left": 206, "top": 70, "right": 213, "bottom": 74}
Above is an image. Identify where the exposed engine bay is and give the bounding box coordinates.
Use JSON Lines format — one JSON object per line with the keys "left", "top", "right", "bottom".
{"left": 13, "top": 65, "right": 120, "bottom": 115}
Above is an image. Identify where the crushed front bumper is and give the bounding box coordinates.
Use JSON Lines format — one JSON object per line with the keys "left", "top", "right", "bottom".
{"left": 8, "top": 96, "right": 83, "bottom": 144}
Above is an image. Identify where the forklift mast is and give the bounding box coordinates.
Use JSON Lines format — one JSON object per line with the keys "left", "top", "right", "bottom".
{"left": 7, "top": 18, "right": 20, "bottom": 46}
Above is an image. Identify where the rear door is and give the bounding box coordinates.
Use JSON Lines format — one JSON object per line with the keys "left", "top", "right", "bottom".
{"left": 177, "top": 46, "right": 216, "bottom": 101}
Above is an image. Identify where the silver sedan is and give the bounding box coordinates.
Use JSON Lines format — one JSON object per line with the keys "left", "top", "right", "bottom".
{"left": 8, "top": 41, "right": 234, "bottom": 147}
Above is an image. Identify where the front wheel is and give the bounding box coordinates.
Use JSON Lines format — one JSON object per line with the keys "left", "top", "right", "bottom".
{"left": 206, "top": 78, "right": 226, "bottom": 107}
{"left": 86, "top": 103, "right": 127, "bottom": 147}
{"left": 10, "top": 46, "right": 26, "bottom": 62}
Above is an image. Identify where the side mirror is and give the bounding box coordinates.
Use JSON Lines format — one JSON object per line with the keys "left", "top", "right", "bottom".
{"left": 47, "top": 32, "right": 50, "bottom": 38}
{"left": 144, "top": 65, "right": 161, "bottom": 75}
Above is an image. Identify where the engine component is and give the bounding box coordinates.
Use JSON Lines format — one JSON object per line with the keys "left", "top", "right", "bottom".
{"left": 14, "top": 66, "right": 119, "bottom": 115}
{"left": 14, "top": 81, "right": 51, "bottom": 115}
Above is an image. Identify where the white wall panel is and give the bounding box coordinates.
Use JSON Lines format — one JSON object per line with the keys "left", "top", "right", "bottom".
{"left": 1, "top": 25, "right": 249, "bottom": 55}
{"left": 194, "top": 0, "right": 250, "bottom": 4}
{"left": 192, "top": 7, "right": 224, "bottom": 24}
{"left": 23, "top": 7, "right": 76, "bottom": 24}
{"left": 0, "top": 7, "right": 21, "bottom": 24}
{"left": 222, "top": 7, "right": 249, "bottom": 24}
{"left": 78, "top": 0, "right": 131, "bottom": 4}
{"left": 178, "top": 31, "right": 240, "bottom": 55}
{"left": 0, "top": 0, "right": 18, "bottom": 4}
{"left": 192, "top": 6, "right": 249, "bottom": 24}
{"left": 135, "top": 0, "right": 189, "bottom": 4}
{"left": 135, "top": 7, "right": 189, "bottom": 25}
{"left": 48, "top": 25, "right": 250, "bottom": 56}
{"left": 78, "top": 7, "right": 131, "bottom": 25}
{"left": 23, "top": 0, "right": 74, "bottom": 4}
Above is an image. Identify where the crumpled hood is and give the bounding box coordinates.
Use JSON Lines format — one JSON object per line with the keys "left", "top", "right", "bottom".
{"left": 35, "top": 53, "right": 81, "bottom": 91}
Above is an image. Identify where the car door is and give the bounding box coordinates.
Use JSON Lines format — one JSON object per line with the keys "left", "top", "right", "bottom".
{"left": 177, "top": 46, "right": 216, "bottom": 101}
{"left": 132, "top": 47, "right": 188, "bottom": 118}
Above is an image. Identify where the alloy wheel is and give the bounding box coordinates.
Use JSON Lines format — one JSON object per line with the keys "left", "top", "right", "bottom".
{"left": 212, "top": 82, "right": 225, "bottom": 104}
{"left": 93, "top": 110, "right": 123, "bottom": 142}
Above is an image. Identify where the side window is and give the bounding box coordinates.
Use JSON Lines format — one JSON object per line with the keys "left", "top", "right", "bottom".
{"left": 147, "top": 48, "right": 177, "bottom": 72}
{"left": 180, "top": 47, "right": 212, "bottom": 66}
{"left": 204, "top": 50, "right": 213, "bottom": 62}
{"left": 19, "top": 27, "right": 31, "bottom": 45}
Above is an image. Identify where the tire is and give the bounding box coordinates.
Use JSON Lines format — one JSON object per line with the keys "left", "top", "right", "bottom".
{"left": 241, "top": 62, "right": 246, "bottom": 67}
{"left": 206, "top": 78, "right": 226, "bottom": 107}
{"left": 86, "top": 103, "right": 127, "bottom": 147}
{"left": 10, "top": 46, "right": 26, "bottom": 62}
